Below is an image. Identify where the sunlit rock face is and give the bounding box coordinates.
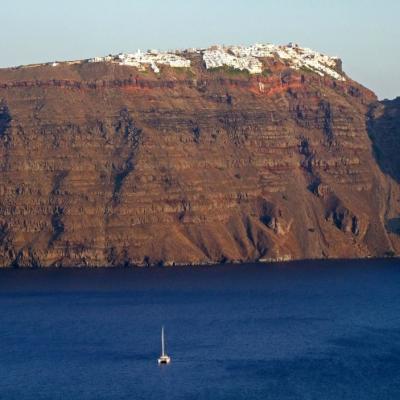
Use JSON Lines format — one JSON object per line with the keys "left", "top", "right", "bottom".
{"left": 0, "top": 43, "right": 399, "bottom": 267}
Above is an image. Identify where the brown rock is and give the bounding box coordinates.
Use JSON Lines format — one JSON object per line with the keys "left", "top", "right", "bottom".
{"left": 0, "top": 58, "right": 399, "bottom": 267}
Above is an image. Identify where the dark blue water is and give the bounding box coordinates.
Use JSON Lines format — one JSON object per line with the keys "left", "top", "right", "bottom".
{"left": 0, "top": 259, "right": 400, "bottom": 400}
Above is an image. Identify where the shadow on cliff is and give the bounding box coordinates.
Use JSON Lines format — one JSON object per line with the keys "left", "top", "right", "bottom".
{"left": 387, "top": 218, "right": 400, "bottom": 235}
{"left": 367, "top": 97, "right": 400, "bottom": 183}
{"left": 0, "top": 102, "right": 11, "bottom": 139}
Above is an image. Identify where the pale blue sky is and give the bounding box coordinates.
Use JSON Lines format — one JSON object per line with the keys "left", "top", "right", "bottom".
{"left": 1, "top": 0, "right": 399, "bottom": 99}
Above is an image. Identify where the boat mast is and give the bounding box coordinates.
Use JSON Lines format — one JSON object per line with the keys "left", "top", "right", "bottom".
{"left": 161, "top": 326, "right": 165, "bottom": 356}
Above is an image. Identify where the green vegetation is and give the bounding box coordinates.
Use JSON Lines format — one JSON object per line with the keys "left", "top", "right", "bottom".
{"left": 209, "top": 65, "right": 250, "bottom": 77}
{"left": 184, "top": 68, "right": 196, "bottom": 78}
{"left": 299, "top": 65, "right": 315, "bottom": 74}
{"left": 262, "top": 68, "right": 272, "bottom": 77}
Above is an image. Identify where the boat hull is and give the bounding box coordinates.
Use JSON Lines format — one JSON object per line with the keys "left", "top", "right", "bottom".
{"left": 158, "top": 356, "right": 171, "bottom": 364}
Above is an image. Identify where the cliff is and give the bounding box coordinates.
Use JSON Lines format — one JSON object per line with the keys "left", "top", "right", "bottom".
{"left": 0, "top": 45, "right": 399, "bottom": 267}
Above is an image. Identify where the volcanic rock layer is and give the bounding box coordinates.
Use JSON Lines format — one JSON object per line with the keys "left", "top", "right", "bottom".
{"left": 0, "top": 54, "right": 399, "bottom": 267}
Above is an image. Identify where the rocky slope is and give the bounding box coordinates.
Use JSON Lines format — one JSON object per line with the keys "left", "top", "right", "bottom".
{"left": 0, "top": 44, "right": 399, "bottom": 267}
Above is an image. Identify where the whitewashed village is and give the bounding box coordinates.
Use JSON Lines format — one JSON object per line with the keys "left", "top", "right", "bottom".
{"left": 32, "top": 43, "right": 347, "bottom": 81}
{"left": 86, "top": 43, "right": 345, "bottom": 81}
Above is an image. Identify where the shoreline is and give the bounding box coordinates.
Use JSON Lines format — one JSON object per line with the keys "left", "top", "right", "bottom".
{"left": 1, "top": 255, "right": 398, "bottom": 270}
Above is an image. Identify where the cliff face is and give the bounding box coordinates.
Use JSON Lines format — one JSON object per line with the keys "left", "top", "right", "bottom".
{"left": 367, "top": 97, "right": 400, "bottom": 242}
{"left": 0, "top": 55, "right": 399, "bottom": 267}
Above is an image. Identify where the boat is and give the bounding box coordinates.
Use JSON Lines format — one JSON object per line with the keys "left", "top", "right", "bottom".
{"left": 158, "top": 326, "right": 171, "bottom": 364}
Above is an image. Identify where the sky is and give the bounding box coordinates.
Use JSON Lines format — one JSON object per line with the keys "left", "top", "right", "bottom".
{"left": 0, "top": 0, "right": 399, "bottom": 99}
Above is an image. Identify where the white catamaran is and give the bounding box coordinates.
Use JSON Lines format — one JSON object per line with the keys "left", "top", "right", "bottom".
{"left": 158, "top": 326, "right": 171, "bottom": 364}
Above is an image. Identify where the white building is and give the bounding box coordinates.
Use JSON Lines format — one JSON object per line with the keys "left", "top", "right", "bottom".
{"left": 86, "top": 43, "right": 345, "bottom": 80}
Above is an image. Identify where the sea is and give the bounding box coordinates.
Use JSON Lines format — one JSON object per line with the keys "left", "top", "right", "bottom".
{"left": 0, "top": 258, "right": 399, "bottom": 400}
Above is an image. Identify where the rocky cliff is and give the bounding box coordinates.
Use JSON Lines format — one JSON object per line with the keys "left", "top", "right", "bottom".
{"left": 0, "top": 45, "right": 399, "bottom": 267}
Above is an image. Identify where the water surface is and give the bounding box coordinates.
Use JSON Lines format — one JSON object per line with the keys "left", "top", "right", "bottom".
{"left": 0, "top": 259, "right": 399, "bottom": 399}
